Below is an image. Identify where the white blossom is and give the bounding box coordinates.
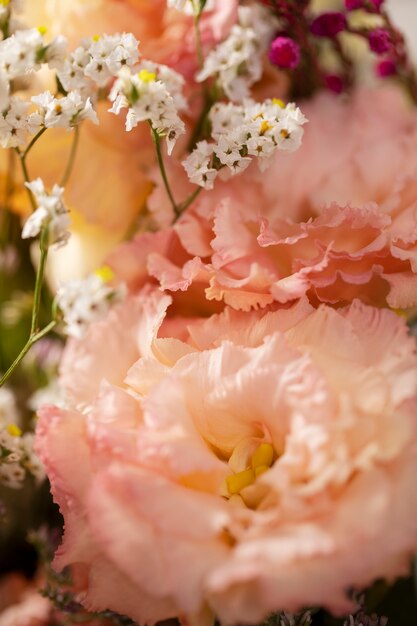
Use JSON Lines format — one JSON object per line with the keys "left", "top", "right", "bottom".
{"left": 32, "top": 90, "right": 98, "bottom": 129}
{"left": 0, "top": 28, "right": 67, "bottom": 79}
{"left": 184, "top": 99, "right": 307, "bottom": 187}
{"left": 182, "top": 140, "right": 218, "bottom": 189}
{"left": 109, "top": 66, "right": 185, "bottom": 154}
{"left": 0, "top": 96, "right": 32, "bottom": 148}
{"left": 22, "top": 178, "right": 70, "bottom": 247}
{"left": 197, "top": 4, "right": 278, "bottom": 101}
{"left": 84, "top": 33, "right": 140, "bottom": 87}
{"left": 44, "top": 34, "right": 68, "bottom": 71}
{"left": 56, "top": 271, "right": 126, "bottom": 338}
{"left": 58, "top": 43, "right": 92, "bottom": 93}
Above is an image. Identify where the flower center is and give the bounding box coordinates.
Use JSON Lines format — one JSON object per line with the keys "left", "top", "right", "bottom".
{"left": 225, "top": 442, "right": 275, "bottom": 498}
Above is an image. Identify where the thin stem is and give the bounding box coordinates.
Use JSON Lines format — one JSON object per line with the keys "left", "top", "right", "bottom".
{"left": 177, "top": 186, "right": 203, "bottom": 218}
{"left": 30, "top": 229, "right": 48, "bottom": 335}
{"left": 60, "top": 126, "right": 80, "bottom": 187}
{"left": 194, "top": 12, "right": 204, "bottom": 70}
{"left": 22, "top": 127, "right": 47, "bottom": 160}
{"left": 0, "top": 320, "right": 57, "bottom": 387}
{"left": 16, "top": 149, "right": 37, "bottom": 211}
{"left": 150, "top": 125, "right": 179, "bottom": 217}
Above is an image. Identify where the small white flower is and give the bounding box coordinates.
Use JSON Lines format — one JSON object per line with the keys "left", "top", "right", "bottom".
{"left": 183, "top": 99, "right": 307, "bottom": 188}
{"left": 0, "top": 462, "right": 25, "bottom": 489}
{"left": 85, "top": 33, "right": 140, "bottom": 86}
{"left": 32, "top": 90, "right": 98, "bottom": 129}
{"left": 56, "top": 271, "right": 126, "bottom": 338}
{"left": 183, "top": 140, "right": 218, "bottom": 189}
{"left": 197, "top": 4, "right": 278, "bottom": 102}
{"left": 0, "top": 28, "right": 44, "bottom": 79}
{"left": 109, "top": 66, "right": 185, "bottom": 154}
{"left": 22, "top": 178, "right": 70, "bottom": 247}
{"left": 44, "top": 34, "right": 68, "bottom": 71}
{"left": 58, "top": 44, "right": 92, "bottom": 93}
{"left": 0, "top": 96, "right": 30, "bottom": 148}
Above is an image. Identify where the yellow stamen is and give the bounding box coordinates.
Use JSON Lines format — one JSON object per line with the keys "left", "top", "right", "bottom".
{"left": 92, "top": 35, "right": 101, "bottom": 42}
{"left": 37, "top": 25, "right": 47, "bottom": 35}
{"left": 226, "top": 468, "right": 255, "bottom": 495}
{"left": 280, "top": 129, "right": 290, "bottom": 139}
{"left": 259, "top": 120, "right": 272, "bottom": 135}
{"left": 254, "top": 464, "right": 269, "bottom": 477}
{"left": 94, "top": 265, "right": 114, "bottom": 283}
{"left": 0, "top": 0, "right": 11, "bottom": 6}
{"left": 251, "top": 443, "right": 274, "bottom": 469}
{"left": 273, "top": 98, "right": 285, "bottom": 108}
{"left": 138, "top": 69, "right": 156, "bottom": 83}
{"left": 7, "top": 424, "right": 22, "bottom": 438}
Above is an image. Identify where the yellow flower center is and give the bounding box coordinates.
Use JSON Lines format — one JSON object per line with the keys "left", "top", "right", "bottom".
{"left": 94, "top": 265, "right": 114, "bottom": 283}
{"left": 226, "top": 442, "right": 275, "bottom": 496}
{"left": 272, "top": 98, "right": 285, "bottom": 108}
{"left": 37, "top": 26, "right": 47, "bottom": 35}
{"left": 7, "top": 424, "right": 22, "bottom": 437}
{"left": 138, "top": 69, "right": 156, "bottom": 83}
{"left": 0, "top": 0, "right": 11, "bottom": 7}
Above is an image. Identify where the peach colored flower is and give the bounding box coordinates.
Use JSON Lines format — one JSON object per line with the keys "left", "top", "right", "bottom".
{"left": 120, "top": 86, "right": 417, "bottom": 311}
{"left": 36, "top": 294, "right": 417, "bottom": 625}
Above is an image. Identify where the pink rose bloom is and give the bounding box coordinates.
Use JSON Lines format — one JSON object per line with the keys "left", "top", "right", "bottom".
{"left": 36, "top": 293, "right": 417, "bottom": 625}
{"left": 122, "top": 85, "right": 417, "bottom": 311}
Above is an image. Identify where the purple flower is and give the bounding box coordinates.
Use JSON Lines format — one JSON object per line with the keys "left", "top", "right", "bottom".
{"left": 368, "top": 28, "right": 391, "bottom": 54}
{"left": 310, "top": 12, "right": 347, "bottom": 38}
{"left": 269, "top": 36, "right": 301, "bottom": 70}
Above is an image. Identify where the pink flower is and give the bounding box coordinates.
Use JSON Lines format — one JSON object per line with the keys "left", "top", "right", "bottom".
{"left": 36, "top": 296, "right": 417, "bottom": 624}
{"left": 124, "top": 86, "right": 417, "bottom": 311}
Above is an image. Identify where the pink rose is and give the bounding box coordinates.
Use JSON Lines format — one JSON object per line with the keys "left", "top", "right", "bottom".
{"left": 36, "top": 294, "right": 417, "bottom": 624}
{"left": 123, "top": 86, "right": 417, "bottom": 311}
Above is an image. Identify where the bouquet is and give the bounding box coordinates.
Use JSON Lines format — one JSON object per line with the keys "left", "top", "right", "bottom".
{"left": 0, "top": 1, "right": 417, "bottom": 625}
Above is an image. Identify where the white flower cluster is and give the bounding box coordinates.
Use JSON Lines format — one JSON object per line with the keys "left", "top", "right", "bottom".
{"left": 56, "top": 269, "right": 126, "bottom": 339}
{"left": 183, "top": 99, "right": 307, "bottom": 188}
{"left": 22, "top": 178, "right": 70, "bottom": 247}
{"left": 197, "top": 4, "right": 278, "bottom": 101}
{"left": 109, "top": 65, "right": 186, "bottom": 154}
{"left": 58, "top": 33, "right": 139, "bottom": 94}
{"left": 0, "top": 387, "right": 44, "bottom": 489}
{"left": 0, "top": 96, "right": 40, "bottom": 148}
{"left": 32, "top": 91, "right": 98, "bottom": 130}
{"left": 0, "top": 28, "right": 67, "bottom": 80}
{"left": 167, "top": 0, "right": 214, "bottom": 15}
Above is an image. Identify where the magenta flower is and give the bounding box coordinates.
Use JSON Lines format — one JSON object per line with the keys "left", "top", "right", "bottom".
{"left": 268, "top": 36, "right": 301, "bottom": 70}
{"left": 376, "top": 58, "right": 396, "bottom": 77}
{"left": 310, "top": 12, "right": 347, "bottom": 38}
{"left": 368, "top": 28, "right": 391, "bottom": 55}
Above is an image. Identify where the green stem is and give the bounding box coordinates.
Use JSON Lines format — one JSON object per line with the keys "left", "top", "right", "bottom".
{"left": 194, "top": 12, "right": 204, "bottom": 70}
{"left": 16, "top": 150, "right": 37, "bottom": 211}
{"left": 30, "top": 229, "right": 49, "bottom": 335}
{"left": 177, "top": 186, "right": 203, "bottom": 218}
{"left": 150, "top": 125, "right": 179, "bottom": 218}
{"left": 60, "top": 125, "right": 80, "bottom": 187}
{"left": 0, "top": 320, "right": 57, "bottom": 387}
{"left": 22, "top": 127, "right": 47, "bottom": 160}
